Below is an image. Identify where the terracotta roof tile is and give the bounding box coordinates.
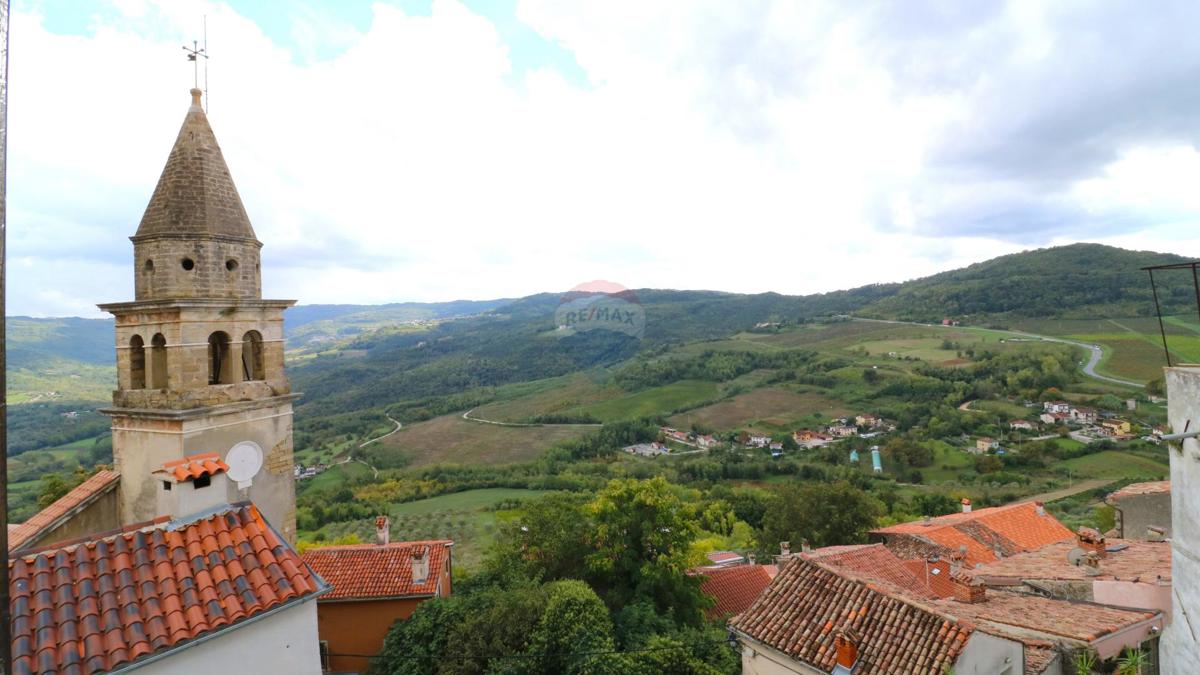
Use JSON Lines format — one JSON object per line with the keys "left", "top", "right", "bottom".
{"left": 1107, "top": 481, "right": 1170, "bottom": 503}
{"left": 802, "top": 544, "right": 936, "bottom": 598}
{"left": 158, "top": 453, "right": 229, "bottom": 483}
{"left": 696, "top": 565, "right": 775, "bottom": 619}
{"left": 732, "top": 557, "right": 972, "bottom": 674}
{"left": 872, "top": 501, "right": 1073, "bottom": 567}
{"left": 8, "top": 503, "right": 324, "bottom": 675}
{"left": 971, "top": 539, "right": 1171, "bottom": 583}
{"left": 301, "top": 541, "right": 451, "bottom": 601}
{"left": 8, "top": 471, "right": 121, "bottom": 552}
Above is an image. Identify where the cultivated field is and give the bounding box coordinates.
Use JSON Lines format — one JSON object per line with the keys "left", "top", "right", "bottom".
{"left": 470, "top": 372, "right": 619, "bottom": 422}
{"left": 569, "top": 380, "right": 722, "bottom": 422}
{"left": 376, "top": 414, "right": 593, "bottom": 467}
{"left": 666, "top": 387, "right": 850, "bottom": 432}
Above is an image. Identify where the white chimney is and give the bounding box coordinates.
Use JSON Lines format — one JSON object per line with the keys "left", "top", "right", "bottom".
{"left": 1035, "top": 502, "right": 1046, "bottom": 516}
{"left": 961, "top": 498, "right": 972, "bottom": 514}
{"left": 411, "top": 545, "right": 430, "bottom": 584}
{"left": 780, "top": 541, "right": 791, "bottom": 556}
{"left": 747, "top": 552, "right": 757, "bottom": 565}
{"left": 375, "top": 515, "right": 390, "bottom": 546}
{"left": 154, "top": 452, "right": 231, "bottom": 520}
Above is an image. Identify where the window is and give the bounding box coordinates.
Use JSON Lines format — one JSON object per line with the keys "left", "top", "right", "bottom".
{"left": 150, "top": 334, "right": 168, "bottom": 388}
{"left": 162, "top": 481, "right": 172, "bottom": 491}
{"left": 193, "top": 474, "right": 212, "bottom": 489}
{"left": 129, "top": 335, "right": 146, "bottom": 389}
{"left": 181, "top": 257, "right": 195, "bottom": 271}
{"left": 208, "top": 331, "right": 232, "bottom": 384}
{"left": 143, "top": 259, "right": 154, "bottom": 272}
{"left": 226, "top": 258, "right": 239, "bottom": 271}
{"left": 242, "top": 330, "right": 265, "bottom": 381}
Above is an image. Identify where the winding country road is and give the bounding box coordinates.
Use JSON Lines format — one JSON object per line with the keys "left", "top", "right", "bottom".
{"left": 853, "top": 318, "right": 1142, "bottom": 388}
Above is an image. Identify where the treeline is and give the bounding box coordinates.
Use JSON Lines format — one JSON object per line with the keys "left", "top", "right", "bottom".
{"left": 7, "top": 402, "right": 110, "bottom": 456}
{"left": 614, "top": 349, "right": 816, "bottom": 390}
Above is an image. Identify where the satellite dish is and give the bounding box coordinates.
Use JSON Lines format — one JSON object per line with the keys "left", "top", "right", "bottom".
{"left": 226, "top": 441, "right": 264, "bottom": 489}
{"left": 1067, "top": 547, "right": 1087, "bottom": 566}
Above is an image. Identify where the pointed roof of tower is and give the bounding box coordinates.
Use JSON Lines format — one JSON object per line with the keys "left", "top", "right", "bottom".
{"left": 134, "top": 89, "right": 258, "bottom": 242}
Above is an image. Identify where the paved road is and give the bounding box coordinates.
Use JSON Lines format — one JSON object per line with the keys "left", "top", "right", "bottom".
{"left": 853, "top": 318, "right": 1142, "bottom": 388}
{"left": 358, "top": 415, "right": 402, "bottom": 448}
{"left": 462, "top": 408, "right": 603, "bottom": 428}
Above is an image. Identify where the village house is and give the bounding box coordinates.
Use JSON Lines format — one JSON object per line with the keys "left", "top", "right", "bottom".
{"left": 871, "top": 500, "right": 1074, "bottom": 568}
{"left": 1010, "top": 419, "right": 1037, "bottom": 431}
{"left": 301, "top": 519, "right": 453, "bottom": 673}
{"left": 1043, "top": 401, "right": 1072, "bottom": 414}
{"left": 695, "top": 434, "right": 720, "bottom": 449}
{"left": 972, "top": 436, "right": 1000, "bottom": 454}
{"left": 8, "top": 501, "right": 327, "bottom": 675}
{"left": 1071, "top": 406, "right": 1099, "bottom": 424}
{"left": 792, "top": 429, "right": 833, "bottom": 448}
{"left": 1106, "top": 481, "right": 1172, "bottom": 539}
{"left": 624, "top": 442, "right": 669, "bottom": 457}
{"left": 748, "top": 434, "right": 772, "bottom": 448}
{"left": 1101, "top": 419, "right": 1134, "bottom": 437}
{"left": 827, "top": 423, "right": 858, "bottom": 437}
{"left": 968, "top": 527, "right": 1171, "bottom": 619}
{"left": 732, "top": 552, "right": 1162, "bottom": 674}
{"left": 694, "top": 560, "right": 779, "bottom": 621}
{"left": 1040, "top": 411, "right": 1070, "bottom": 426}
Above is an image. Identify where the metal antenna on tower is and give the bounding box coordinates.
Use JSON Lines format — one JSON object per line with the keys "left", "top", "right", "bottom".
{"left": 182, "top": 32, "right": 208, "bottom": 104}
{"left": 203, "top": 15, "right": 209, "bottom": 112}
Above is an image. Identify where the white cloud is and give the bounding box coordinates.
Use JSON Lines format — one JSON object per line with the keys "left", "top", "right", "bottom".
{"left": 7, "top": 0, "right": 1200, "bottom": 317}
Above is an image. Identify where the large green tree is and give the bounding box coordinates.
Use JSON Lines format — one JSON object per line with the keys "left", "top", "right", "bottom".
{"left": 759, "top": 481, "right": 884, "bottom": 550}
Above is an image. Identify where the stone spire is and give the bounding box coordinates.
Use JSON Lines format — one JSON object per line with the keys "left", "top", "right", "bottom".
{"left": 134, "top": 89, "right": 258, "bottom": 242}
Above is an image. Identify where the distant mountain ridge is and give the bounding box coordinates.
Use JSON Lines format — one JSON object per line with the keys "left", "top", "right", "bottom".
{"left": 5, "top": 243, "right": 1191, "bottom": 405}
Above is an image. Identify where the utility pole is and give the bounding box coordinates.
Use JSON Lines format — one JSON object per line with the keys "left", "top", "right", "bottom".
{"left": 0, "top": 0, "right": 12, "bottom": 671}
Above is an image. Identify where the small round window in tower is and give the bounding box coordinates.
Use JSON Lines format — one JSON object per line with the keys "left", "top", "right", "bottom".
{"left": 181, "top": 257, "right": 195, "bottom": 271}
{"left": 226, "top": 259, "right": 239, "bottom": 272}
{"left": 143, "top": 259, "right": 154, "bottom": 273}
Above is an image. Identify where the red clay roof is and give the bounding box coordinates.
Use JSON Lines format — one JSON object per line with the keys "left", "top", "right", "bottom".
{"left": 733, "top": 557, "right": 972, "bottom": 674}
{"left": 697, "top": 565, "right": 774, "bottom": 619}
{"left": 803, "top": 544, "right": 936, "bottom": 598}
{"left": 872, "top": 501, "right": 1074, "bottom": 567}
{"left": 706, "top": 551, "right": 744, "bottom": 565}
{"left": 159, "top": 452, "right": 229, "bottom": 483}
{"left": 8, "top": 470, "right": 120, "bottom": 552}
{"left": 971, "top": 539, "right": 1171, "bottom": 583}
{"left": 7, "top": 502, "right": 323, "bottom": 675}
{"left": 301, "top": 541, "right": 451, "bottom": 601}
{"left": 1107, "top": 481, "right": 1170, "bottom": 503}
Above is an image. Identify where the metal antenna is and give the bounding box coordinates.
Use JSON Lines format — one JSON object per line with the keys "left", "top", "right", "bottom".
{"left": 203, "top": 15, "right": 208, "bottom": 112}
{"left": 182, "top": 35, "right": 208, "bottom": 93}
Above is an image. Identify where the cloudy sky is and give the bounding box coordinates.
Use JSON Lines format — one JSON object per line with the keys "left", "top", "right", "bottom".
{"left": 8, "top": 0, "right": 1200, "bottom": 317}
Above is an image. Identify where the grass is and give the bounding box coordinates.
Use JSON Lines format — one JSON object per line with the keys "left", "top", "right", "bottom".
{"left": 971, "top": 399, "right": 1032, "bottom": 418}
{"left": 471, "top": 372, "right": 618, "bottom": 422}
{"left": 389, "top": 488, "right": 547, "bottom": 517}
{"left": 921, "top": 440, "right": 975, "bottom": 483}
{"left": 666, "top": 387, "right": 850, "bottom": 432}
{"left": 1055, "top": 451, "right": 1169, "bottom": 480}
{"left": 304, "top": 488, "right": 548, "bottom": 571}
{"left": 375, "top": 413, "right": 593, "bottom": 468}
{"left": 570, "top": 380, "right": 721, "bottom": 422}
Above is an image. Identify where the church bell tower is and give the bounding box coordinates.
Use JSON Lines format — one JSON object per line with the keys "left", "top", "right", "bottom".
{"left": 100, "top": 89, "right": 298, "bottom": 541}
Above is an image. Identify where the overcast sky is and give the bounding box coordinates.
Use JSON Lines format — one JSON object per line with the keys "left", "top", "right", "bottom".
{"left": 8, "top": 0, "right": 1200, "bottom": 317}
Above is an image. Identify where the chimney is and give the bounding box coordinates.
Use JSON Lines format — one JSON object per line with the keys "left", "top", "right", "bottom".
{"left": 951, "top": 572, "right": 986, "bottom": 604}
{"left": 801, "top": 540, "right": 812, "bottom": 554}
{"left": 1148, "top": 525, "right": 1166, "bottom": 542}
{"left": 780, "top": 541, "right": 791, "bottom": 557}
{"left": 832, "top": 629, "right": 860, "bottom": 673}
{"left": 1035, "top": 501, "right": 1046, "bottom": 516}
{"left": 747, "top": 552, "right": 757, "bottom": 565}
{"left": 1082, "top": 551, "right": 1103, "bottom": 577}
{"left": 961, "top": 498, "right": 972, "bottom": 514}
{"left": 922, "top": 515, "right": 932, "bottom": 526}
{"left": 153, "top": 453, "right": 231, "bottom": 520}
{"left": 411, "top": 545, "right": 430, "bottom": 585}
{"left": 375, "top": 515, "right": 390, "bottom": 546}
{"left": 1077, "top": 527, "right": 1107, "bottom": 558}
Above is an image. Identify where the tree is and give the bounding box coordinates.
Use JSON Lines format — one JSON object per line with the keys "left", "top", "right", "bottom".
{"left": 910, "top": 493, "right": 959, "bottom": 518}
{"left": 489, "top": 492, "right": 592, "bottom": 582}
{"left": 371, "top": 596, "right": 466, "bottom": 675}
{"left": 585, "top": 478, "right": 708, "bottom": 625}
{"left": 759, "top": 481, "right": 884, "bottom": 550}
{"left": 523, "top": 581, "right": 624, "bottom": 675}
{"left": 37, "top": 474, "right": 70, "bottom": 509}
